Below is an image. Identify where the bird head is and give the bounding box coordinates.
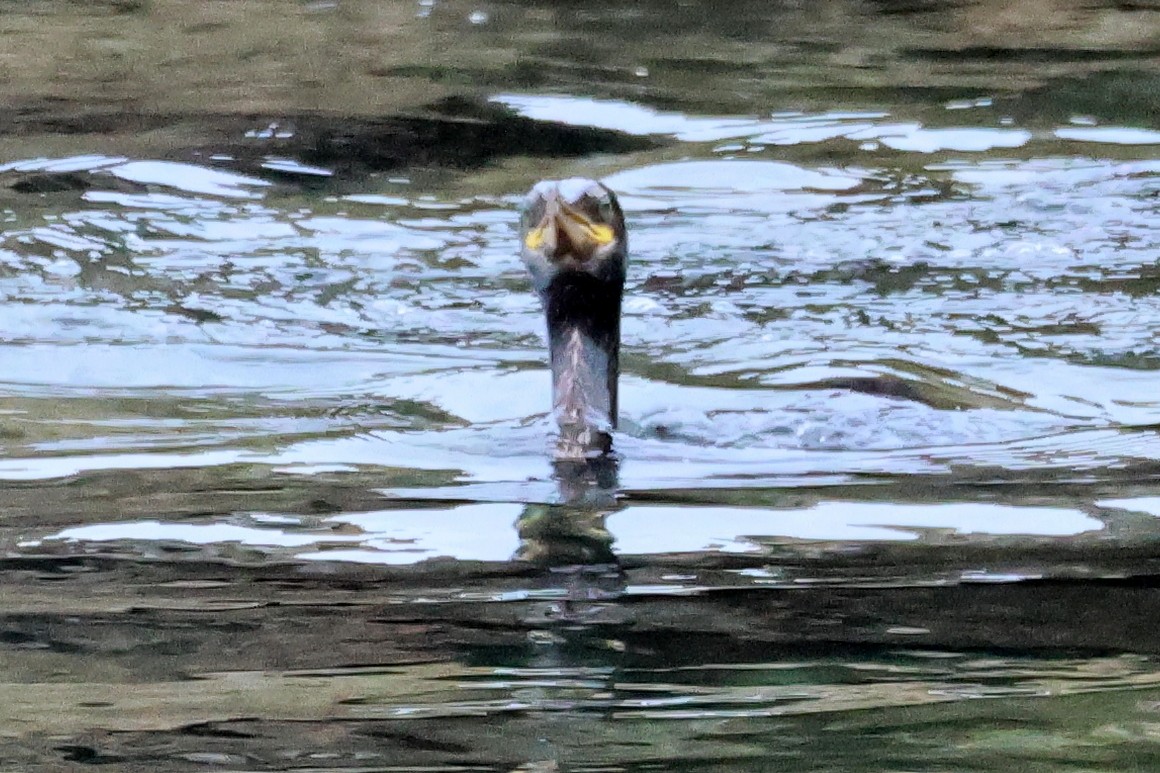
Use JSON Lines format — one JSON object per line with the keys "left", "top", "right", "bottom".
{"left": 519, "top": 178, "right": 627, "bottom": 292}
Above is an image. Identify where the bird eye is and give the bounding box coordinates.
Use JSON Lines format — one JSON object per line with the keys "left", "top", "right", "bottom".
{"left": 520, "top": 199, "right": 542, "bottom": 228}
{"left": 596, "top": 196, "right": 616, "bottom": 223}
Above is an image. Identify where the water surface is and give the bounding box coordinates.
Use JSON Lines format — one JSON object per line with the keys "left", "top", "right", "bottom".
{"left": 1, "top": 0, "right": 1160, "bottom": 769}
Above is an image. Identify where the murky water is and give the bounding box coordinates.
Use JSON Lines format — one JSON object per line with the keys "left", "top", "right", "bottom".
{"left": 2, "top": 0, "right": 1160, "bottom": 769}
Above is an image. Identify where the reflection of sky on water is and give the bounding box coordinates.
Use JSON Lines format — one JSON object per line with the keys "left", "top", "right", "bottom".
{"left": 1055, "top": 127, "right": 1160, "bottom": 145}
{"left": 610, "top": 502, "right": 1102, "bottom": 553}
{"left": 108, "top": 160, "right": 270, "bottom": 198}
{"left": 28, "top": 503, "right": 525, "bottom": 564}
{"left": 28, "top": 500, "right": 1102, "bottom": 565}
{"left": 1097, "top": 497, "right": 1160, "bottom": 517}
{"left": 0, "top": 155, "right": 271, "bottom": 198}
{"left": 494, "top": 93, "right": 1158, "bottom": 153}
{"left": 260, "top": 158, "right": 333, "bottom": 177}
{"left": 873, "top": 126, "right": 1031, "bottom": 153}
{"left": 0, "top": 154, "right": 129, "bottom": 174}
{"left": 492, "top": 94, "right": 776, "bottom": 140}
{"left": 605, "top": 160, "right": 865, "bottom": 213}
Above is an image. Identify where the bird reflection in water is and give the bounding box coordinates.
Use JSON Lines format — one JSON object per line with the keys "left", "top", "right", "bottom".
{"left": 516, "top": 456, "right": 621, "bottom": 567}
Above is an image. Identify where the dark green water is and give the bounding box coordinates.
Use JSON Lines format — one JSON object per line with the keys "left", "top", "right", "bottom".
{"left": 1, "top": 0, "right": 1159, "bottom": 769}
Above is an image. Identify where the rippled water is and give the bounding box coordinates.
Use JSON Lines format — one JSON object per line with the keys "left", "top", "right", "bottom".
{"left": 2, "top": 1, "right": 1160, "bottom": 768}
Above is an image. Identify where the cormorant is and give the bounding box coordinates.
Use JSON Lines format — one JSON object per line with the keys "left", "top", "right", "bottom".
{"left": 519, "top": 178, "right": 627, "bottom": 459}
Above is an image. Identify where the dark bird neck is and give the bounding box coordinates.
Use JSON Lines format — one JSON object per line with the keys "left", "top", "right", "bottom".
{"left": 541, "top": 272, "right": 622, "bottom": 456}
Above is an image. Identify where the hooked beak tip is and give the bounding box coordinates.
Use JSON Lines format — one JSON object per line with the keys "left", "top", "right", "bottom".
{"left": 527, "top": 205, "right": 583, "bottom": 262}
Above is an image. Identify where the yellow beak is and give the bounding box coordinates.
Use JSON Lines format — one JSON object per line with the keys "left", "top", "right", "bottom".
{"left": 524, "top": 198, "right": 615, "bottom": 258}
